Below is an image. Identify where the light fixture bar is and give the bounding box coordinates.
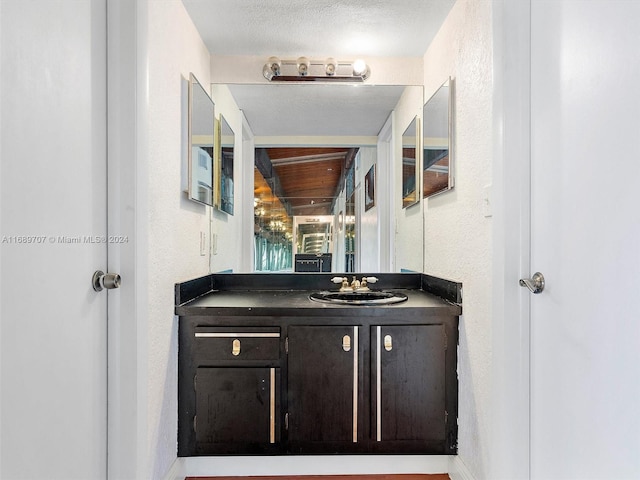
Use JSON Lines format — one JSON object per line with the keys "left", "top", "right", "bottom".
{"left": 269, "top": 75, "right": 366, "bottom": 83}
{"left": 263, "top": 57, "right": 370, "bottom": 82}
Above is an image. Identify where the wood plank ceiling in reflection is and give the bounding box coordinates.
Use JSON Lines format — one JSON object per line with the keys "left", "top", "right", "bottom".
{"left": 255, "top": 147, "right": 358, "bottom": 217}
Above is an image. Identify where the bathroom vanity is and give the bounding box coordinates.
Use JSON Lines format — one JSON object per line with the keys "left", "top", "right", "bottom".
{"left": 175, "top": 273, "right": 461, "bottom": 457}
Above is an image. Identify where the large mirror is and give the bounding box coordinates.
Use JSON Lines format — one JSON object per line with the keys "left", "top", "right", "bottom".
{"left": 187, "top": 73, "right": 215, "bottom": 206}
{"left": 402, "top": 116, "right": 419, "bottom": 208}
{"left": 218, "top": 114, "right": 235, "bottom": 215}
{"left": 423, "top": 77, "right": 454, "bottom": 198}
{"left": 218, "top": 83, "right": 424, "bottom": 273}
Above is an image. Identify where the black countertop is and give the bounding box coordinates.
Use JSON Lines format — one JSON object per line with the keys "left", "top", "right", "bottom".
{"left": 175, "top": 273, "right": 462, "bottom": 317}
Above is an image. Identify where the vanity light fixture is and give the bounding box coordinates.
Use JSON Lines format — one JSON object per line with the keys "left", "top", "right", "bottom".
{"left": 262, "top": 56, "right": 371, "bottom": 82}
{"left": 324, "top": 57, "right": 337, "bottom": 76}
{"left": 262, "top": 56, "right": 282, "bottom": 80}
{"left": 352, "top": 59, "right": 370, "bottom": 77}
{"left": 296, "top": 56, "right": 310, "bottom": 76}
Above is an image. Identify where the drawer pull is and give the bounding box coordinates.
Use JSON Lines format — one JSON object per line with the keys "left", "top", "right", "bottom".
{"left": 232, "top": 339, "right": 241, "bottom": 356}
{"left": 384, "top": 334, "right": 393, "bottom": 351}
{"left": 342, "top": 335, "right": 351, "bottom": 352}
{"left": 195, "top": 332, "right": 280, "bottom": 338}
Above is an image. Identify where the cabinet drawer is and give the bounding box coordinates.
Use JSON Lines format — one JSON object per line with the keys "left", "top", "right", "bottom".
{"left": 194, "top": 327, "right": 280, "bottom": 362}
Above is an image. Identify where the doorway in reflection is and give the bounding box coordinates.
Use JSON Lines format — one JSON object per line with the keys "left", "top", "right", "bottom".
{"left": 253, "top": 147, "right": 359, "bottom": 273}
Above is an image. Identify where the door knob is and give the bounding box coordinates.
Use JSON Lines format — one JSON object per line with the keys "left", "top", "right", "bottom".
{"left": 92, "top": 270, "right": 121, "bottom": 292}
{"left": 519, "top": 272, "right": 545, "bottom": 294}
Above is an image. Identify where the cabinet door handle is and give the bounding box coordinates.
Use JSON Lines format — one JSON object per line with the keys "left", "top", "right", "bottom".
{"left": 352, "top": 327, "right": 359, "bottom": 443}
{"left": 232, "top": 338, "right": 241, "bottom": 356}
{"left": 384, "top": 334, "right": 393, "bottom": 351}
{"left": 376, "top": 326, "right": 382, "bottom": 441}
{"left": 342, "top": 335, "right": 351, "bottom": 352}
{"left": 269, "top": 368, "right": 276, "bottom": 443}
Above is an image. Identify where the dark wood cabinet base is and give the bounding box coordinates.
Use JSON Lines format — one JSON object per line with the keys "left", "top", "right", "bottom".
{"left": 176, "top": 274, "right": 461, "bottom": 457}
{"left": 179, "top": 314, "right": 458, "bottom": 456}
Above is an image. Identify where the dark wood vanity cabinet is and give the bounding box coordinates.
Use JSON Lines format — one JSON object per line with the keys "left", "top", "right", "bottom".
{"left": 179, "top": 316, "right": 458, "bottom": 456}
{"left": 194, "top": 366, "right": 281, "bottom": 452}
{"left": 179, "top": 325, "right": 282, "bottom": 455}
{"left": 371, "top": 324, "right": 449, "bottom": 452}
{"left": 286, "top": 325, "right": 365, "bottom": 453}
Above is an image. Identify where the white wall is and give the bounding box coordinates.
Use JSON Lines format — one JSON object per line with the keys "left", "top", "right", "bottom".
{"left": 357, "top": 147, "right": 379, "bottom": 272}
{"left": 209, "top": 84, "right": 246, "bottom": 272}
{"left": 421, "top": 0, "right": 493, "bottom": 479}
{"left": 146, "top": 1, "right": 216, "bottom": 477}
{"left": 394, "top": 86, "right": 424, "bottom": 272}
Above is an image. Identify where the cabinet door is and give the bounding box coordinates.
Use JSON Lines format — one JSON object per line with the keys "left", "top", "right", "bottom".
{"left": 287, "top": 326, "right": 362, "bottom": 451}
{"left": 373, "top": 324, "right": 447, "bottom": 450}
{"left": 195, "top": 367, "right": 280, "bottom": 453}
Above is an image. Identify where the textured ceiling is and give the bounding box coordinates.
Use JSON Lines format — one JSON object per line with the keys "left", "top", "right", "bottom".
{"left": 181, "top": 0, "right": 456, "bottom": 58}
{"left": 182, "top": 1, "right": 454, "bottom": 137}
{"left": 228, "top": 84, "right": 408, "bottom": 136}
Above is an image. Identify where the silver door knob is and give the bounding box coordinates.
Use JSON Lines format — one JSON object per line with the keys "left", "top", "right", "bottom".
{"left": 519, "top": 272, "right": 545, "bottom": 294}
{"left": 92, "top": 270, "right": 121, "bottom": 292}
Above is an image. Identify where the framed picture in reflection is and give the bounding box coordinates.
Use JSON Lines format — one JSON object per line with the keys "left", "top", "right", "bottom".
{"left": 365, "top": 164, "right": 376, "bottom": 211}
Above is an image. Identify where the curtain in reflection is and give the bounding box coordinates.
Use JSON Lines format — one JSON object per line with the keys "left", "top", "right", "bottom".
{"left": 254, "top": 235, "right": 292, "bottom": 272}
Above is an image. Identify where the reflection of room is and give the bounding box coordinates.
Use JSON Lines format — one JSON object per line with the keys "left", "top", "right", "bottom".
{"left": 253, "top": 147, "right": 359, "bottom": 273}
{"left": 219, "top": 114, "right": 235, "bottom": 214}
{"left": 188, "top": 74, "right": 215, "bottom": 206}
{"left": 253, "top": 167, "right": 293, "bottom": 272}
{"left": 402, "top": 117, "right": 418, "bottom": 208}
{"left": 423, "top": 78, "right": 453, "bottom": 198}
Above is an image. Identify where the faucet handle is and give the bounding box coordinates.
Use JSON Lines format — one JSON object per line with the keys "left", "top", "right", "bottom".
{"left": 331, "top": 276, "right": 345, "bottom": 284}
{"left": 363, "top": 276, "right": 379, "bottom": 284}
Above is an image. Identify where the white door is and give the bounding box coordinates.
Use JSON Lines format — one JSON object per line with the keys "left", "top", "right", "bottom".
{"left": 530, "top": 1, "right": 640, "bottom": 478}
{"left": 1, "top": 0, "right": 108, "bottom": 478}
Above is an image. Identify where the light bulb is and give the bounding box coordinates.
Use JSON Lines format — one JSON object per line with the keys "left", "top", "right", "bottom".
{"left": 352, "top": 59, "right": 367, "bottom": 75}
{"left": 267, "top": 56, "right": 281, "bottom": 75}
{"left": 325, "top": 58, "right": 337, "bottom": 76}
{"left": 263, "top": 56, "right": 281, "bottom": 80}
{"left": 297, "top": 56, "right": 310, "bottom": 76}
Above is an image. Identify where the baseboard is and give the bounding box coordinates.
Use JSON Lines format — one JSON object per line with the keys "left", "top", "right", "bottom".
{"left": 448, "top": 456, "right": 476, "bottom": 480}
{"left": 176, "top": 456, "right": 449, "bottom": 477}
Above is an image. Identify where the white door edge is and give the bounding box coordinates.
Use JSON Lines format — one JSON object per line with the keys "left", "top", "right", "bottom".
{"left": 490, "top": 1, "right": 532, "bottom": 479}
{"left": 107, "top": 0, "right": 148, "bottom": 478}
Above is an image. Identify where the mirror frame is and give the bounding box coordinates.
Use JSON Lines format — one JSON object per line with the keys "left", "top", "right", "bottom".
{"left": 217, "top": 114, "right": 235, "bottom": 215}
{"left": 423, "top": 76, "right": 455, "bottom": 199}
{"left": 402, "top": 115, "right": 420, "bottom": 208}
{"left": 187, "top": 73, "right": 215, "bottom": 206}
